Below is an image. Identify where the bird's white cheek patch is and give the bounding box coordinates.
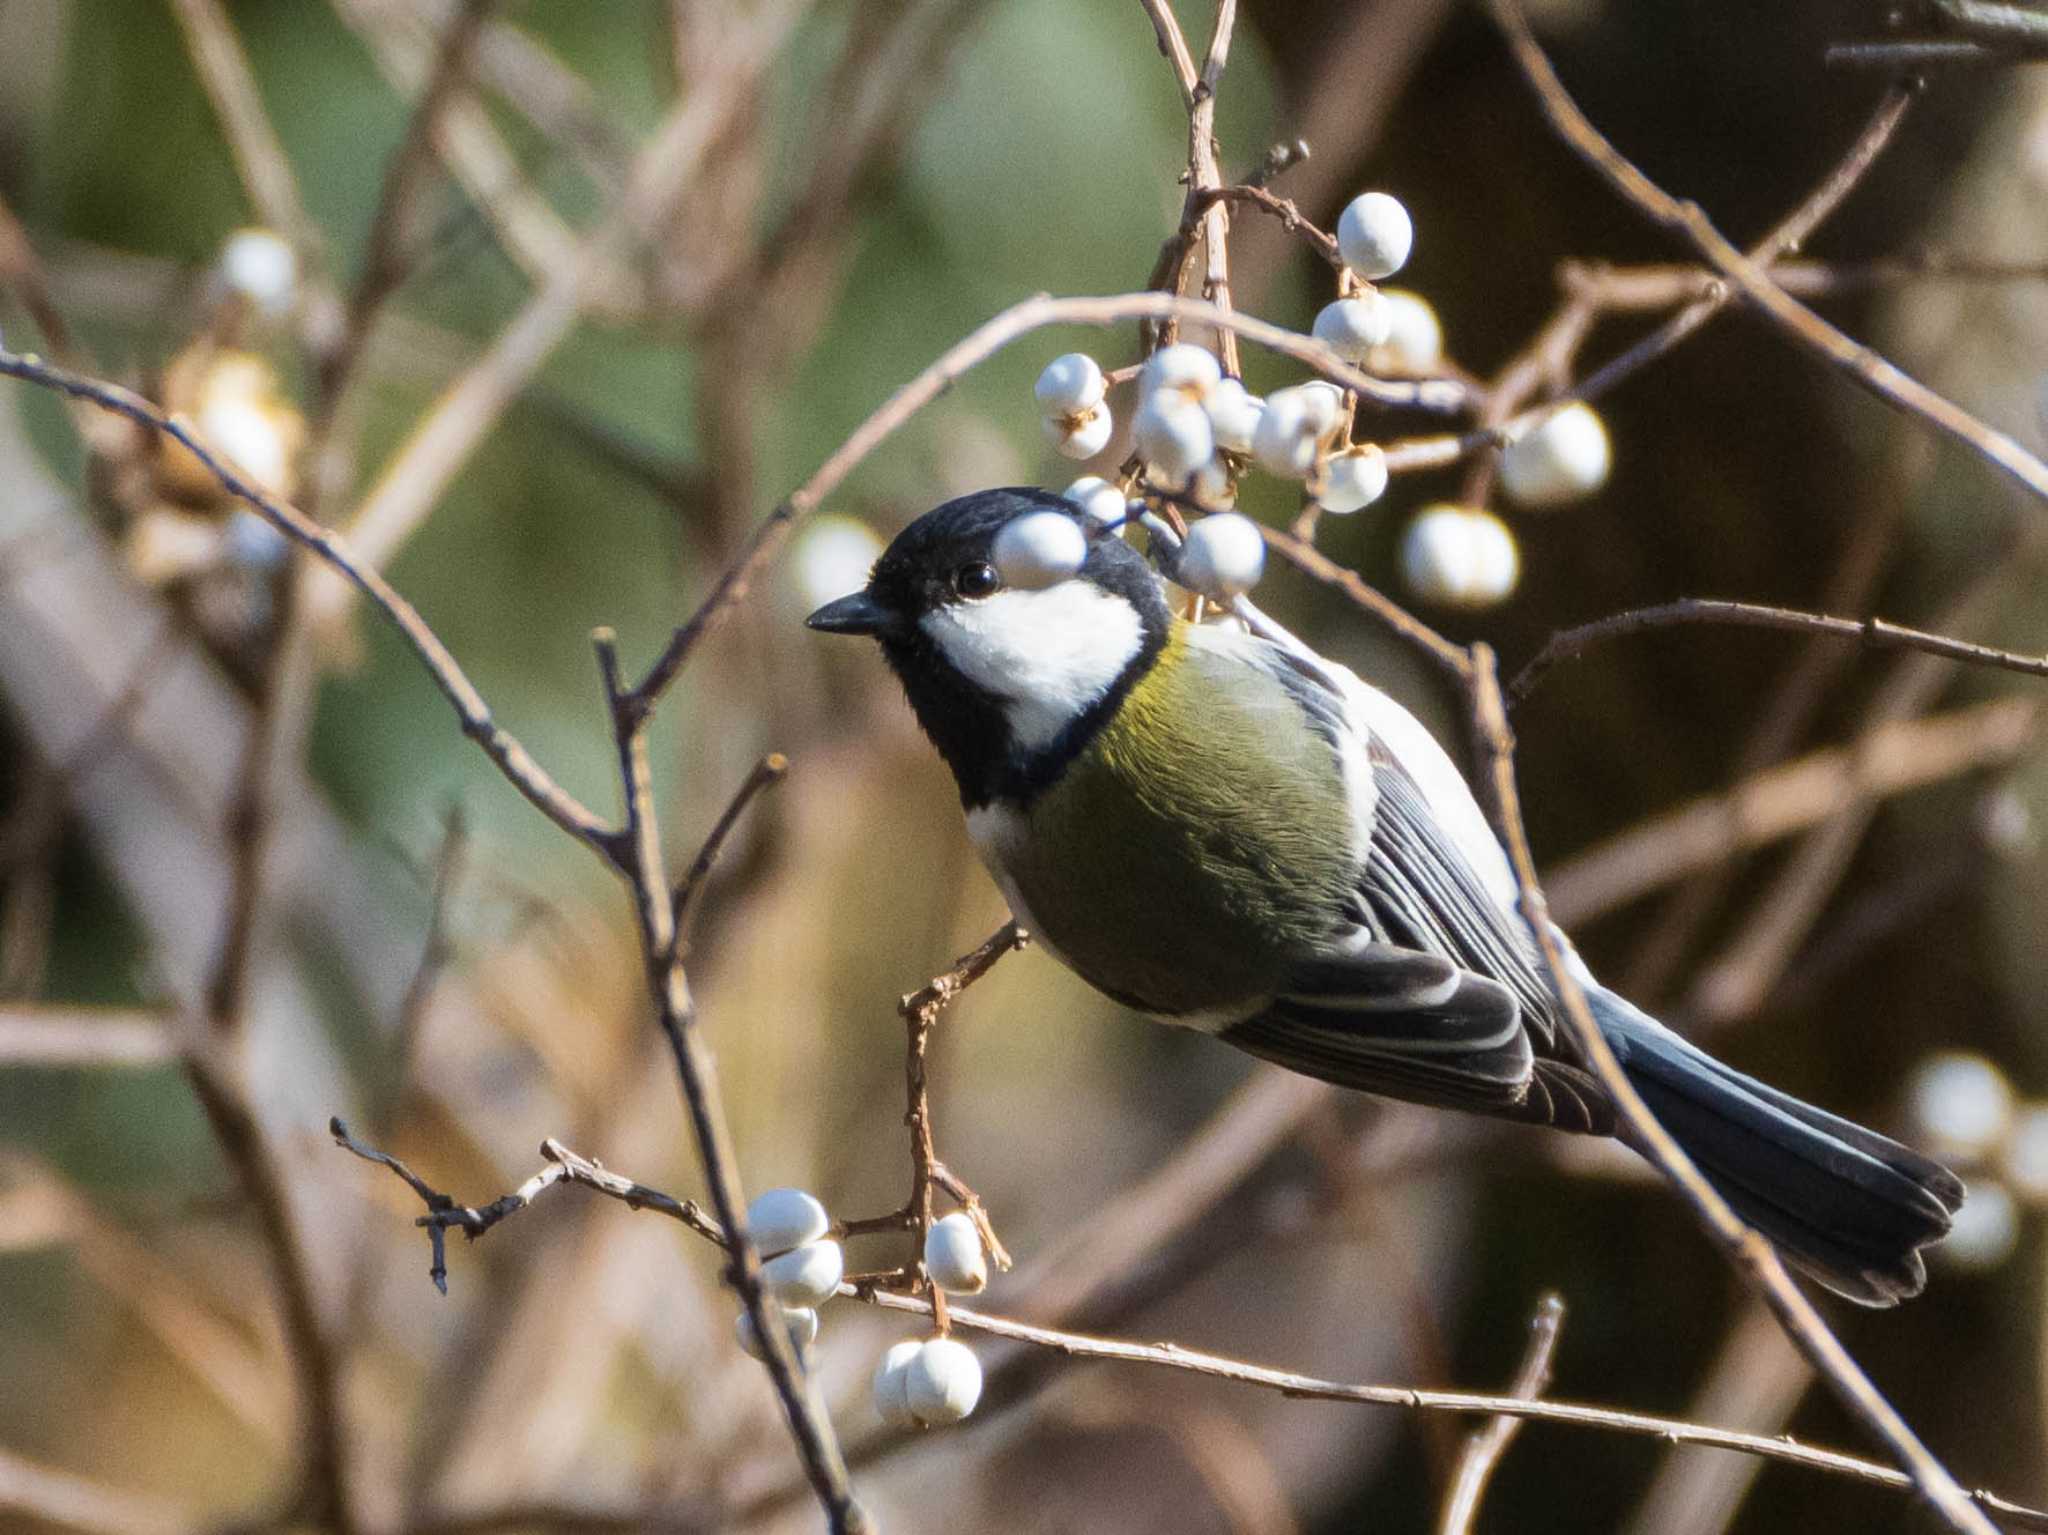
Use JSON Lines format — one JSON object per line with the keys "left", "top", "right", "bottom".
{"left": 922, "top": 584, "right": 1144, "bottom": 749}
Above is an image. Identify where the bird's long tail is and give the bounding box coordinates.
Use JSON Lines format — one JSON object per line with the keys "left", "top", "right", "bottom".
{"left": 1592, "top": 990, "right": 1964, "bottom": 1306}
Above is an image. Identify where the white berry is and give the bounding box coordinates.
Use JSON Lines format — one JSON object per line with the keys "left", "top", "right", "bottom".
{"left": 904, "top": 1338, "right": 983, "bottom": 1425}
{"left": 1938, "top": 1179, "right": 2017, "bottom": 1271}
{"left": 1177, "top": 512, "right": 1265, "bottom": 599}
{"left": 923, "top": 1212, "right": 989, "bottom": 1294}
{"left": 1204, "top": 378, "right": 1265, "bottom": 456}
{"left": 871, "top": 1340, "right": 923, "bottom": 1428}
{"left": 1132, "top": 392, "right": 1215, "bottom": 485}
{"left": 760, "top": 1239, "right": 844, "bottom": 1306}
{"left": 1500, "top": 402, "right": 1611, "bottom": 508}
{"left": 746, "top": 1187, "right": 830, "bottom": 1256}
{"left": 222, "top": 509, "right": 291, "bottom": 569}
{"left": 1188, "top": 455, "right": 1235, "bottom": 511}
{"left": 1062, "top": 476, "right": 1129, "bottom": 526}
{"left": 1316, "top": 445, "right": 1389, "bottom": 514}
{"left": 1140, "top": 342, "right": 1222, "bottom": 402}
{"left": 219, "top": 228, "right": 298, "bottom": 317}
{"left": 1312, "top": 295, "right": 1392, "bottom": 362}
{"left": 735, "top": 1304, "right": 819, "bottom": 1361}
{"left": 1252, "top": 383, "right": 1342, "bottom": 479}
{"left": 1907, "top": 1052, "right": 2013, "bottom": 1160}
{"left": 1034, "top": 352, "right": 1106, "bottom": 415}
{"left": 1400, "top": 505, "right": 1520, "bottom": 608}
{"left": 1337, "top": 191, "right": 1413, "bottom": 281}
{"left": 1374, "top": 290, "right": 1442, "bottom": 372}
{"left": 2002, "top": 1104, "right": 2048, "bottom": 1200}
{"left": 1042, "top": 402, "right": 1113, "bottom": 460}
{"left": 992, "top": 510, "right": 1088, "bottom": 589}
{"left": 791, "top": 516, "right": 883, "bottom": 612}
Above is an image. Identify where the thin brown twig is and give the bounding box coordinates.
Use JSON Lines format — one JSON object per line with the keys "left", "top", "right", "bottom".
{"left": 1509, "top": 596, "right": 2048, "bottom": 707}
{"left": 331, "top": 1120, "right": 727, "bottom": 1289}
{"left": 854, "top": 1288, "right": 2048, "bottom": 1531}
{"left": 1462, "top": 643, "right": 1995, "bottom": 1535}
{"left": 1258, "top": 523, "right": 1472, "bottom": 679}
{"left": 672, "top": 753, "right": 787, "bottom": 941}
{"left": 898, "top": 922, "right": 1026, "bottom": 1306}
{"left": 1489, "top": 0, "right": 2048, "bottom": 513}
{"left": 591, "top": 635, "right": 866, "bottom": 1534}
{"left": 1436, "top": 1293, "right": 1566, "bottom": 1535}
{"left": 1474, "top": 81, "right": 1916, "bottom": 501}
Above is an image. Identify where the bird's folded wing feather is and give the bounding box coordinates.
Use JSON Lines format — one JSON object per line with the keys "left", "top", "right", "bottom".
{"left": 1224, "top": 636, "right": 1611, "bottom": 1130}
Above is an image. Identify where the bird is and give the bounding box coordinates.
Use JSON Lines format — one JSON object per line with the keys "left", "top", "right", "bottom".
{"left": 807, "top": 486, "right": 1963, "bottom": 1305}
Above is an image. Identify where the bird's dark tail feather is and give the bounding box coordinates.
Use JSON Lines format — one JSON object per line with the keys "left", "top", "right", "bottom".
{"left": 1592, "top": 990, "right": 1964, "bottom": 1307}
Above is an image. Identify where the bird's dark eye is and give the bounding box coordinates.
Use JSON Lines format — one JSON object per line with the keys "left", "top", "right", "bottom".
{"left": 953, "top": 561, "right": 1000, "bottom": 599}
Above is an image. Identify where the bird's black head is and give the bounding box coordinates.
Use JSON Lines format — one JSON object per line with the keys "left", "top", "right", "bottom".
{"left": 806, "top": 487, "right": 1171, "bottom": 807}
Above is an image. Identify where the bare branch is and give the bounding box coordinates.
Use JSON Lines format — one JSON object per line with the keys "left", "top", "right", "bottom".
{"left": 1510, "top": 596, "right": 2048, "bottom": 707}
{"left": 1489, "top": 0, "right": 2048, "bottom": 512}
{"left": 1463, "top": 643, "right": 1995, "bottom": 1535}
{"left": 1437, "top": 1293, "right": 1566, "bottom": 1535}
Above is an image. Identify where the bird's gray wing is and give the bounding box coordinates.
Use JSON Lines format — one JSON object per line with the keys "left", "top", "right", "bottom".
{"left": 1223, "top": 640, "right": 1610, "bottom": 1130}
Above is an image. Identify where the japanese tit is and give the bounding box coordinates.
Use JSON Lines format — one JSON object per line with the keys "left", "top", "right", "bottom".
{"left": 808, "top": 488, "right": 1961, "bottom": 1304}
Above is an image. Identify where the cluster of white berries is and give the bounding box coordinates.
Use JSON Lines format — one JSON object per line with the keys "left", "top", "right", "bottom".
{"left": 730, "top": 1188, "right": 990, "bottom": 1430}
{"left": 1903, "top": 1051, "right": 2048, "bottom": 1270}
{"left": 1037, "top": 352, "right": 1113, "bottom": 459}
{"left": 872, "top": 1212, "right": 992, "bottom": 1427}
{"left": 733, "top": 1187, "right": 845, "bottom": 1362}
{"left": 1024, "top": 188, "right": 1622, "bottom": 614}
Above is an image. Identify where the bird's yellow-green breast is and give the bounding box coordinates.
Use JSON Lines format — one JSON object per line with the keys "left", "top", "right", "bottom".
{"left": 977, "top": 623, "right": 1360, "bottom": 1018}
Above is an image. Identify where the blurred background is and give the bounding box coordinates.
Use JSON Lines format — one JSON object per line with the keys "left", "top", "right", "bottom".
{"left": 1, "top": 1, "right": 2046, "bottom": 1531}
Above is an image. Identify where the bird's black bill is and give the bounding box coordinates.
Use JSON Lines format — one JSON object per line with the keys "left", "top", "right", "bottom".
{"left": 805, "top": 590, "right": 895, "bottom": 635}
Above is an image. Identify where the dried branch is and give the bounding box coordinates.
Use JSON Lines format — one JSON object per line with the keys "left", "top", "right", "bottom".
{"left": 672, "top": 753, "right": 786, "bottom": 941}
{"left": 331, "top": 1119, "right": 726, "bottom": 1292}
{"left": 1509, "top": 596, "right": 2048, "bottom": 707}
{"left": 1489, "top": 0, "right": 2048, "bottom": 512}
{"left": 854, "top": 1289, "right": 2048, "bottom": 1531}
{"left": 591, "top": 637, "right": 866, "bottom": 1534}
{"left": 1436, "top": 1293, "right": 1566, "bottom": 1535}
{"left": 1463, "top": 644, "right": 1994, "bottom": 1535}
{"left": 331, "top": 1124, "right": 2048, "bottom": 1533}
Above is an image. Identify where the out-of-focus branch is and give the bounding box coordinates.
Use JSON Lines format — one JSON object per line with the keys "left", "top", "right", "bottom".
{"left": 1437, "top": 1293, "right": 1565, "bottom": 1535}
{"left": 0, "top": 1006, "right": 174, "bottom": 1067}
{"left": 309, "top": 0, "right": 806, "bottom": 627}
{"left": 1623, "top": 1301, "right": 1815, "bottom": 1535}
{"left": 0, "top": 347, "right": 614, "bottom": 855}
{"left": 0, "top": 1446, "right": 197, "bottom": 1535}
{"left": 1543, "top": 697, "right": 2037, "bottom": 925}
